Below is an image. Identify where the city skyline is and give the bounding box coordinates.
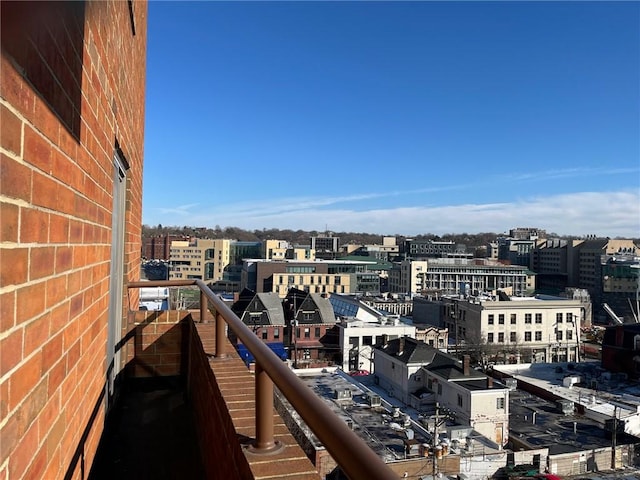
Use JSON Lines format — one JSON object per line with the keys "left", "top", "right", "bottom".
{"left": 143, "top": 1, "right": 639, "bottom": 238}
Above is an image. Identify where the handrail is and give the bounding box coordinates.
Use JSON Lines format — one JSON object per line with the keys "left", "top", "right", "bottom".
{"left": 128, "top": 279, "right": 398, "bottom": 480}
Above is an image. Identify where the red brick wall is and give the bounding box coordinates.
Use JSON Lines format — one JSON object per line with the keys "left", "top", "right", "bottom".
{"left": 0, "top": 1, "right": 147, "bottom": 478}
{"left": 125, "top": 311, "right": 189, "bottom": 379}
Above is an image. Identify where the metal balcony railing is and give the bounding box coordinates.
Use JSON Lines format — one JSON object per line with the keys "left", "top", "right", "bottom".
{"left": 128, "top": 279, "right": 398, "bottom": 480}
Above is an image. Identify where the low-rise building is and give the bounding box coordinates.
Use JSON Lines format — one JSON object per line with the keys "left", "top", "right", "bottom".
{"left": 374, "top": 337, "right": 509, "bottom": 446}
{"left": 444, "top": 294, "right": 584, "bottom": 364}
{"left": 241, "top": 258, "right": 383, "bottom": 297}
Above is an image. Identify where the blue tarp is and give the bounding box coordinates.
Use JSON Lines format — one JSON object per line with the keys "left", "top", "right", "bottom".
{"left": 236, "top": 343, "right": 287, "bottom": 365}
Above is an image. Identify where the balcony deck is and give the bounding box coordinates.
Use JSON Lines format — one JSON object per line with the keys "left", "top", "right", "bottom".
{"left": 90, "top": 378, "right": 206, "bottom": 479}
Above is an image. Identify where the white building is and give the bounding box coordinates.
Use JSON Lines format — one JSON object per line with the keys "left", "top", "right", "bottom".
{"left": 444, "top": 294, "right": 584, "bottom": 363}
{"left": 330, "top": 294, "right": 416, "bottom": 372}
{"left": 374, "top": 337, "right": 510, "bottom": 447}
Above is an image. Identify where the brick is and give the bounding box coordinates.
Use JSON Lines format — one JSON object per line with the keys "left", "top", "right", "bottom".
{"left": 42, "top": 332, "right": 63, "bottom": 373}
{"left": 0, "top": 54, "right": 34, "bottom": 117}
{"left": 0, "top": 290, "right": 16, "bottom": 332}
{"left": 8, "top": 351, "right": 42, "bottom": 413}
{"left": 29, "top": 246, "right": 56, "bottom": 281}
{"left": 0, "top": 246, "right": 28, "bottom": 288}
{"left": 57, "top": 182, "right": 76, "bottom": 216}
{"left": 23, "top": 126, "right": 52, "bottom": 173}
{"left": 19, "top": 207, "right": 49, "bottom": 243}
{"left": 47, "top": 358, "right": 66, "bottom": 393}
{"left": 49, "top": 301, "right": 70, "bottom": 338}
{"left": 32, "top": 91, "right": 61, "bottom": 144}
{"left": 16, "top": 282, "right": 46, "bottom": 325}
{"left": 69, "top": 219, "right": 83, "bottom": 243}
{"left": 49, "top": 213, "right": 69, "bottom": 243}
{"left": 46, "top": 413, "right": 66, "bottom": 459}
{"left": 24, "top": 312, "right": 51, "bottom": 358}
{"left": 31, "top": 170, "right": 58, "bottom": 210}
{"left": 8, "top": 420, "right": 38, "bottom": 479}
{"left": 0, "top": 153, "right": 32, "bottom": 202}
{"left": 46, "top": 275, "right": 68, "bottom": 310}
{"left": 0, "top": 328, "right": 23, "bottom": 376}
{"left": 41, "top": 443, "right": 61, "bottom": 479}
{"left": 55, "top": 245, "right": 74, "bottom": 274}
{"left": 0, "top": 411, "right": 19, "bottom": 465}
{"left": 24, "top": 443, "right": 47, "bottom": 480}
{"left": 0, "top": 202, "right": 19, "bottom": 242}
{"left": 0, "top": 104, "right": 22, "bottom": 155}
{"left": 17, "top": 379, "right": 48, "bottom": 437}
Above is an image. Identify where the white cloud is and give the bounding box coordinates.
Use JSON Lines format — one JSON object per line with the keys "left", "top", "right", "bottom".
{"left": 146, "top": 189, "right": 640, "bottom": 238}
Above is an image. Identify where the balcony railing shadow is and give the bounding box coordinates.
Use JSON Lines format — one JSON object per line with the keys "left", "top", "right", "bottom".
{"left": 106, "top": 279, "right": 398, "bottom": 480}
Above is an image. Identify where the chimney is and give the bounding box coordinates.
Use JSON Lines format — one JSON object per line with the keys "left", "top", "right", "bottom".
{"left": 487, "top": 377, "right": 493, "bottom": 388}
{"left": 463, "top": 355, "right": 470, "bottom": 376}
{"left": 398, "top": 337, "right": 405, "bottom": 353}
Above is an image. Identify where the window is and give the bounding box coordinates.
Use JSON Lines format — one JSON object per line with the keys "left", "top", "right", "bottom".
{"left": 262, "top": 329, "right": 268, "bottom": 340}
{"left": 557, "top": 330, "right": 563, "bottom": 341}
{"left": 315, "top": 327, "right": 321, "bottom": 338}
{"left": 487, "top": 333, "right": 494, "bottom": 343}
{"left": 488, "top": 314, "right": 494, "bottom": 325}
{"left": 457, "top": 394, "right": 463, "bottom": 407}
{"left": 567, "top": 313, "right": 573, "bottom": 323}
{"left": 524, "top": 332, "right": 532, "bottom": 341}
{"left": 498, "top": 332, "right": 504, "bottom": 343}
{"left": 510, "top": 314, "right": 517, "bottom": 325}
{"left": 498, "top": 314, "right": 505, "bottom": 325}
{"left": 106, "top": 146, "right": 128, "bottom": 411}
{"left": 363, "top": 336, "right": 373, "bottom": 346}
{"left": 535, "top": 331, "right": 542, "bottom": 341}
{"left": 274, "top": 328, "right": 280, "bottom": 339}
{"left": 556, "top": 312, "right": 563, "bottom": 323}
{"left": 437, "top": 384, "right": 442, "bottom": 395}
{"left": 535, "top": 313, "right": 542, "bottom": 324}
{"left": 525, "top": 313, "right": 532, "bottom": 324}
{"left": 497, "top": 398, "right": 505, "bottom": 409}
{"left": 304, "top": 328, "right": 310, "bottom": 339}
{"left": 510, "top": 332, "right": 517, "bottom": 342}
{"left": 566, "top": 330, "right": 573, "bottom": 340}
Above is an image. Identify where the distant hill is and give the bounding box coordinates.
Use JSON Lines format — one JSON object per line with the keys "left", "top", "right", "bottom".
{"left": 143, "top": 224, "right": 508, "bottom": 250}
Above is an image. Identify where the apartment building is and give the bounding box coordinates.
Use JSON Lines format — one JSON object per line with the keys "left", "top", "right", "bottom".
{"left": 169, "top": 238, "right": 220, "bottom": 280}
{"left": 143, "top": 234, "right": 189, "bottom": 260}
{"left": 390, "top": 258, "right": 535, "bottom": 296}
{"left": 263, "top": 239, "right": 315, "bottom": 261}
{"left": 310, "top": 233, "right": 340, "bottom": 259}
{"left": 532, "top": 237, "right": 638, "bottom": 321}
{"left": 402, "top": 239, "right": 459, "bottom": 259}
{"left": 341, "top": 236, "right": 400, "bottom": 261}
{"left": 443, "top": 294, "right": 583, "bottom": 363}
{"left": 242, "top": 258, "right": 382, "bottom": 297}
{"left": 388, "top": 260, "right": 428, "bottom": 295}
{"left": 0, "top": 2, "right": 148, "bottom": 478}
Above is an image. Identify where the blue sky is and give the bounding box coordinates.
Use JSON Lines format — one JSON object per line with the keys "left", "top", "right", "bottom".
{"left": 143, "top": 1, "right": 640, "bottom": 238}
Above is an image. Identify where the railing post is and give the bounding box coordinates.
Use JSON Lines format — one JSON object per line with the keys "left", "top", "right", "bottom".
{"left": 248, "top": 363, "right": 283, "bottom": 454}
{"left": 215, "top": 311, "right": 226, "bottom": 358}
{"left": 200, "top": 289, "right": 207, "bottom": 323}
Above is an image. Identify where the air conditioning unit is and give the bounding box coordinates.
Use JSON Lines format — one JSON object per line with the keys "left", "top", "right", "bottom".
{"left": 334, "top": 389, "right": 352, "bottom": 400}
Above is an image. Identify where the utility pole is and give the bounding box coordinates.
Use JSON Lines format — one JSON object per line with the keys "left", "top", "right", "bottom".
{"left": 432, "top": 402, "right": 439, "bottom": 479}
{"left": 611, "top": 405, "right": 618, "bottom": 470}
